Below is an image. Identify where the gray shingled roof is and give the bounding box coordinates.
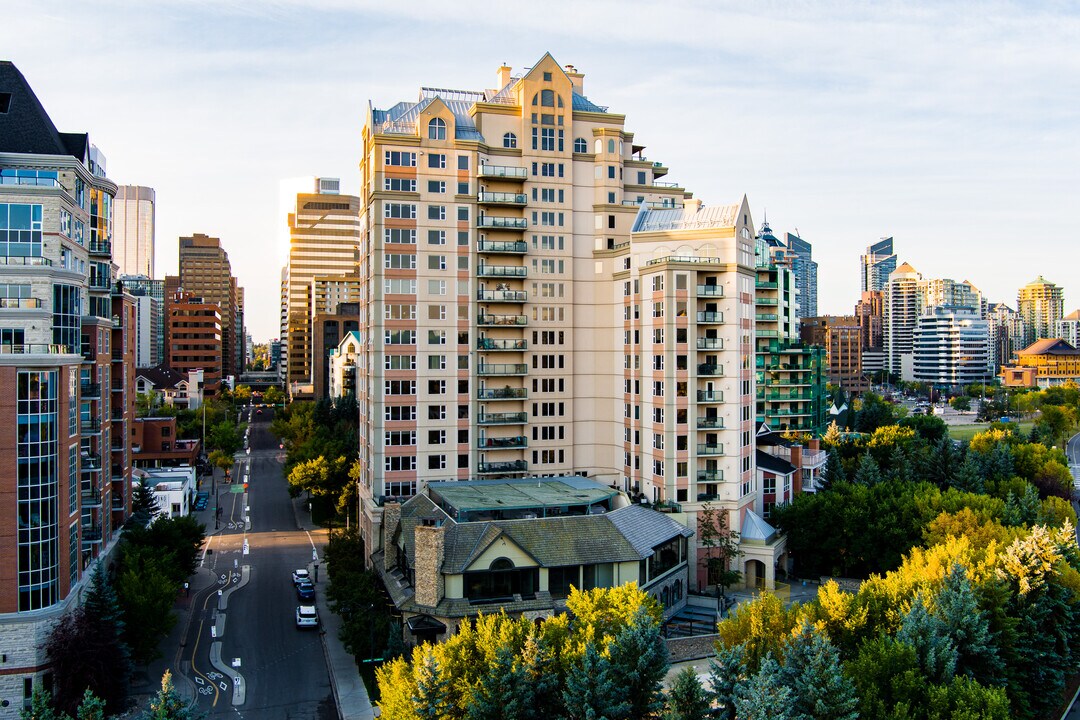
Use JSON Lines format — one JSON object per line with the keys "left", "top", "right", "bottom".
{"left": 606, "top": 505, "right": 694, "bottom": 558}
{"left": 0, "top": 61, "right": 87, "bottom": 158}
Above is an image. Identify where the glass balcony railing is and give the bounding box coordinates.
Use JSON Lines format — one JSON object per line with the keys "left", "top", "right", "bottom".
{"left": 696, "top": 338, "right": 722, "bottom": 350}
{"left": 477, "top": 289, "right": 527, "bottom": 303}
{"left": 478, "top": 363, "right": 528, "bottom": 376}
{"left": 478, "top": 165, "right": 528, "bottom": 179}
{"left": 0, "top": 256, "right": 52, "bottom": 267}
{"left": 477, "top": 216, "right": 528, "bottom": 230}
{"left": 478, "top": 314, "right": 527, "bottom": 327}
{"left": 697, "top": 364, "right": 722, "bottom": 376}
{"left": 477, "top": 387, "right": 528, "bottom": 400}
{"left": 80, "top": 382, "right": 101, "bottom": 398}
{"left": 477, "top": 338, "right": 528, "bottom": 351}
{"left": 478, "top": 412, "right": 528, "bottom": 425}
{"left": 697, "top": 443, "right": 724, "bottom": 455}
{"left": 478, "top": 460, "right": 529, "bottom": 474}
{"left": 81, "top": 490, "right": 102, "bottom": 508}
{"left": 1, "top": 343, "right": 71, "bottom": 355}
{"left": 697, "top": 470, "right": 723, "bottom": 482}
{"left": 697, "top": 390, "right": 724, "bottom": 403}
{"left": 478, "top": 192, "right": 528, "bottom": 205}
{"left": 477, "top": 265, "right": 527, "bottom": 278}
{"left": 696, "top": 285, "right": 723, "bottom": 297}
{"left": 697, "top": 311, "right": 724, "bottom": 323}
{"left": 80, "top": 419, "right": 101, "bottom": 434}
{"left": 81, "top": 524, "right": 103, "bottom": 543}
{"left": 756, "top": 281, "right": 778, "bottom": 289}
{"left": 477, "top": 436, "right": 528, "bottom": 449}
{"left": 697, "top": 417, "right": 724, "bottom": 429}
{"left": 477, "top": 239, "right": 528, "bottom": 254}
{"left": 88, "top": 241, "right": 111, "bottom": 255}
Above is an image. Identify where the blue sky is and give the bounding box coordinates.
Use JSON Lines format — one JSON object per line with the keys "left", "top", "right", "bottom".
{"left": 4, "top": 1, "right": 1079, "bottom": 341}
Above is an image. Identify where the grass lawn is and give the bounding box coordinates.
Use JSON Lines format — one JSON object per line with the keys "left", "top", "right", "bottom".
{"left": 948, "top": 421, "right": 1034, "bottom": 442}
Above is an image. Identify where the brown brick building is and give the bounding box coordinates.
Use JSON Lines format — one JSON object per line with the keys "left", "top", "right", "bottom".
{"left": 165, "top": 291, "right": 222, "bottom": 395}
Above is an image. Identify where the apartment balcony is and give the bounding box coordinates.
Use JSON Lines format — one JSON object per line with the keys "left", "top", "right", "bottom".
{"left": 477, "top": 387, "right": 528, "bottom": 401}
{"left": 89, "top": 276, "right": 111, "bottom": 290}
{"left": 80, "top": 419, "right": 102, "bottom": 435}
{"left": 477, "top": 435, "right": 528, "bottom": 450}
{"left": 756, "top": 329, "right": 780, "bottom": 338}
{"left": 697, "top": 470, "right": 724, "bottom": 483}
{"left": 477, "top": 239, "right": 528, "bottom": 254}
{"left": 763, "top": 391, "right": 813, "bottom": 401}
{"left": 696, "top": 285, "right": 723, "bottom": 297}
{"left": 111, "top": 349, "right": 123, "bottom": 362}
{"left": 0, "top": 255, "right": 52, "bottom": 267}
{"left": 477, "top": 265, "right": 527, "bottom": 279}
{"left": 80, "top": 453, "right": 102, "bottom": 471}
{"left": 0, "top": 343, "right": 71, "bottom": 355}
{"left": 80, "top": 382, "right": 101, "bottom": 398}
{"left": 478, "top": 411, "right": 528, "bottom": 425}
{"left": 478, "top": 191, "right": 528, "bottom": 206}
{"left": 478, "top": 460, "right": 529, "bottom": 474}
{"left": 697, "top": 443, "right": 724, "bottom": 456}
{"left": 696, "top": 390, "right": 724, "bottom": 403}
{"left": 478, "top": 363, "right": 528, "bottom": 377}
{"left": 81, "top": 490, "right": 103, "bottom": 508}
{"left": 697, "top": 417, "right": 724, "bottom": 429}
{"left": 81, "top": 524, "right": 103, "bottom": 544}
{"left": 696, "top": 338, "right": 723, "bottom": 350}
{"left": 696, "top": 311, "right": 724, "bottom": 323}
{"left": 477, "top": 338, "right": 528, "bottom": 352}
{"left": 478, "top": 165, "right": 528, "bottom": 180}
{"left": 756, "top": 313, "right": 778, "bottom": 322}
{"left": 88, "top": 241, "right": 111, "bottom": 256}
{"left": 697, "top": 363, "right": 723, "bottom": 376}
{"left": 477, "top": 216, "right": 528, "bottom": 231}
{"left": 768, "top": 409, "right": 813, "bottom": 417}
{"left": 756, "top": 281, "right": 778, "bottom": 289}
{"left": 111, "top": 382, "right": 123, "bottom": 393}
{"left": 756, "top": 297, "right": 779, "bottom": 306}
{"left": 477, "top": 289, "right": 527, "bottom": 303}
{"left": 478, "top": 313, "right": 527, "bottom": 327}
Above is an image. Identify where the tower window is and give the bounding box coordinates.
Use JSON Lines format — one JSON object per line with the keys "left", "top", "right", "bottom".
{"left": 428, "top": 117, "right": 447, "bottom": 140}
{"left": 503, "top": 132, "right": 517, "bottom": 149}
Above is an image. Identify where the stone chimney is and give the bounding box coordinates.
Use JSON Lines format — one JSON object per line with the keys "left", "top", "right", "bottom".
{"left": 684, "top": 198, "right": 703, "bottom": 214}
{"left": 497, "top": 64, "right": 513, "bottom": 89}
{"left": 413, "top": 521, "right": 446, "bottom": 608}
{"left": 565, "top": 64, "right": 584, "bottom": 94}
{"left": 382, "top": 501, "right": 401, "bottom": 572}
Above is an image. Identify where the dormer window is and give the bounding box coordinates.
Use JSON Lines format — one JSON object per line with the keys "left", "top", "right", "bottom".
{"left": 428, "top": 117, "right": 447, "bottom": 140}
{"left": 503, "top": 132, "right": 517, "bottom": 149}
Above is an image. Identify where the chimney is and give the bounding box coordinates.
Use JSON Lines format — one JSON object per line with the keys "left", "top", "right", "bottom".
{"left": 684, "top": 198, "right": 703, "bottom": 214}
{"left": 808, "top": 438, "right": 820, "bottom": 452}
{"left": 497, "top": 64, "right": 513, "bottom": 89}
{"left": 382, "top": 501, "right": 401, "bottom": 572}
{"left": 565, "top": 64, "right": 584, "bottom": 94}
{"left": 790, "top": 444, "right": 803, "bottom": 470}
{"left": 413, "top": 522, "right": 446, "bottom": 608}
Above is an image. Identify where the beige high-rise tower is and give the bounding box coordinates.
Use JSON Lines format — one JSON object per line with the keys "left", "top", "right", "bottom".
{"left": 1017, "top": 276, "right": 1064, "bottom": 347}
{"left": 178, "top": 233, "right": 242, "bottom": 380}
{"left": 280, "top": 178, "right": 361, "bottom": 398}
{"left": 356, "top": 54, "right": 772, "bottom": 591}
{"left": 112, "top": 185, "right": 155, "bottom": 277}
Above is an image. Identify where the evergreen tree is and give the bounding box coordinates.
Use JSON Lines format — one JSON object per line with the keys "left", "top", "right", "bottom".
{"left": 607, "top": 608, "right": 669, "bottom": 720}
{"left": 127, "top": 479, "right": 159, "bottom": 528}
{"left": 933, "top": 564, "right": 1004, "bottom": 685}
{"left": 664, "top": 668, "right": 711, "bottom": 720}
{"left": 929, "top": 437, "right": 961, "bottom": 488}
{"left": 951, "top": 457, "right": 985, "bottom": 494}
{"left": 896, "top": 594, "right": 957, "bottom": 684}
{"left": 520, "top": 632, "right": 564, "bottom": 720}
{"left": 733, "top": 655, "right": 795, "bottom": 720}
{"left": 846, "top": 636, "right": 927, "bottom": 720}
{"left": 819, "top": 449, "right": 846, "bottom": 489}
{"left": 852, "top": 452, "right": 882, "bottom": 486}
{"left": 1001, "top": 484, "right": 1040, "bottom": 527}
{"left": 563, "top": 643, "right": 630, "bottom": 720}
{"left": 467, "top": 645, "right": 532, "bottom": 720}
{"left": 74, "top": 690, "right": 107, "bottom": 720}
{"left": 412, "top": 648, "right": 452, "bottom": 720}
{"left": 21, "top": 689, "right": 71, "bottom": 720}
{"left": 144, "top": 671, "right": 192, "bottom": 720}
{"left": 709, "top": 642, "right": 747, "bottom": 720}
{"left": 780, "top": 623, "right": 859, "bottom": 720}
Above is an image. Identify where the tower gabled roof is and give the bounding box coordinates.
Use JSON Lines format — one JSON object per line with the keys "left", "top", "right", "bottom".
{"left": 0, "top": 61, "right": 87, "bottom": 158}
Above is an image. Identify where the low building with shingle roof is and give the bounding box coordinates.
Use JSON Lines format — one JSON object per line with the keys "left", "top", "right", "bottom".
{"left": 373, "top": 476, "right": 694, "bottom": 645}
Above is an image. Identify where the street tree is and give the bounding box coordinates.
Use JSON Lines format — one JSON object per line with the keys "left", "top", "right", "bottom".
{"left": 144, "top": 671, "right": 194, "bottom": 720}
{"left": 698, "top": 503, "right": 742, "bottom": 603}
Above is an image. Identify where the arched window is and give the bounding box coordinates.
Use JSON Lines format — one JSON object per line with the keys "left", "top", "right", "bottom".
{"left": 503, "top": 132, "right": 518, "bottom": 149}
{"left": 489, "top": 557, "right": 514, "bottom": 571}
{"left": 541, "top": 89, "right": 555, "bottom": 107}
{"left": 595, "top": 139, "right": 603, "bottom": 155}
{"left": 428, "top": 117, "right": 447, "bottom": 140}
{"left": 573, "top": 138, "right": 587, "bottom": 153}
{"left": 607, "top": 139, "right": 616, "bottom": 154}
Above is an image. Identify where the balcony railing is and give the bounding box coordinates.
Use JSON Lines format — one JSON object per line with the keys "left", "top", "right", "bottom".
{"left": 697, "top": 311, "right": 724, "bottom": 323}
{"left": 756, "top": 281, "right": 778, "bottom": 289}
{"left": 81, "top": 490, "right": 102, "bottom": 508}
{"left": 80, "top": 419, "right": 101, "bottom": 433}
{"left": 697, "top": 417, "right": 724, "bottom": 429}
{"left": 478, "top": 460, "right": 528, "bottom": 474}
{"left": 478, "top": 363, "right": 528, "bottom": 376}
{"left": 478, "top": 192, "right": 527, "bottom": 205}
{"left": 477, "top": 289, "right": 527, "bottom": 303}
{"left": 0, "top": 256, "right": 52, "bottom": 267}
{"left": 696, "top": 285, "right": 723, "bottom": 297}
{"left": 1, "top": 343, "right": 70, "bottom": 355}
{"left": 756, "top": 313, "right": 778, "bottom": 322}
{"left": 478, "top": 314, "right": 527, "bottom": 327}
{"left": 80, "top": 382, "right": 101, "bottom": 398}
{"left": 696, "top": 338, "right": 722, "bottom": 350}
{"left": 697, "top": 443, "right": 724, "bottom": 456}
{"left": 697, "top": 364, "right": 723, "bottom": 376}
{"left": 0, "top": 297, "right": 42, "bottom": 309}
{"left": 697, "top": 470, "right": 723, "bottom": 483}
{"left": 478, "top": 435, "right": 528, "bottom": 449}
{"left": 477, "top": 338, "right": 528, "bottom": 351}
{"left": 478, "top": 412, "right": 528, "bottom": 425}
{"left": 477, "top": 239, "right": 528, "bottom": 254}
{"left": 477, "top": 387, "right": 528, "bottom": 400}
{"left": 477, "top": 265, "right": 527, "bottom": 278}
{"left": 697, "top": 390, "right": 723, "bottom": 403}
{"left": 756, "top": 297, "right": 778, "bottom": 306}
{"left": 89, "top": 276, "right": 111, "bottom": 290}
{"left": 81, "top": 525, "right": 103, "bottom": 543}
{"left": 88, "top": 241, "right": 111, "bottom": 255}
{"left": 478, "top": 165, "right": 528, "bottom": 179}
{"left": 80, "top": 453, "right": 102, "bottom": 470}
{"left": 477, "top": 216, "right": 528, "bottom": 230}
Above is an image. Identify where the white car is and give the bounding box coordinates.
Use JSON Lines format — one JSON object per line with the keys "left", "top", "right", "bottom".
{"left": 296, "top": 605, "right": 319, "bottom": 629}
{"left": 292, "top": 568, "right": 310, "bottom": 585}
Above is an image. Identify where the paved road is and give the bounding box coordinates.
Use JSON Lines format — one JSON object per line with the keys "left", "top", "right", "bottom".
{"left": 180, "top": 407, "right": 336, "bottom": 719}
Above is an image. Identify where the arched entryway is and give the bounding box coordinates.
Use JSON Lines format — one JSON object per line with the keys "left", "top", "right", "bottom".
{"left": 744, "top": 559, "right": 767, "bottom": 590}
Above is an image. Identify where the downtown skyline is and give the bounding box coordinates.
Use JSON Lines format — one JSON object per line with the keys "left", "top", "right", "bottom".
{"left": 3, "top": 0, "right": 1077, "bottom": 340}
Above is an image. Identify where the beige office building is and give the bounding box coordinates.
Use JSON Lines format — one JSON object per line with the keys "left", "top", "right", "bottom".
{"left": 1017, "top": 276, "right": 1064, "bottom": 347}
{"left": 112, "top": 185, "right": 155, "bottom": 277}
{"left": 355, "top": 54, "right": 780, "bottom": 592}
{"left": 280, "top": 178, "right": 361, "bottom": 398}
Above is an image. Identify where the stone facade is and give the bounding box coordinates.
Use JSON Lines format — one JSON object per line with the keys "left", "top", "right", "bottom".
{"left": 412, "top": 524, "right": 445, "bottom": 608}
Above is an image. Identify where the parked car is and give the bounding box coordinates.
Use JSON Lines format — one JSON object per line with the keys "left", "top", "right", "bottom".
{"left": 292, "top": 568, "right": 310, "bottom": 586}
{"left": 296, "top": 605, "right": 319, "bottom": 629}
{"left": 296, "top": 579, "right": 315, "bottom": 600}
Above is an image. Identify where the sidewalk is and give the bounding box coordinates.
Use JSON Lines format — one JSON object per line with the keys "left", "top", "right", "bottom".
{"left": 291, "top": 495, "right": 377, "bottom": 720}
